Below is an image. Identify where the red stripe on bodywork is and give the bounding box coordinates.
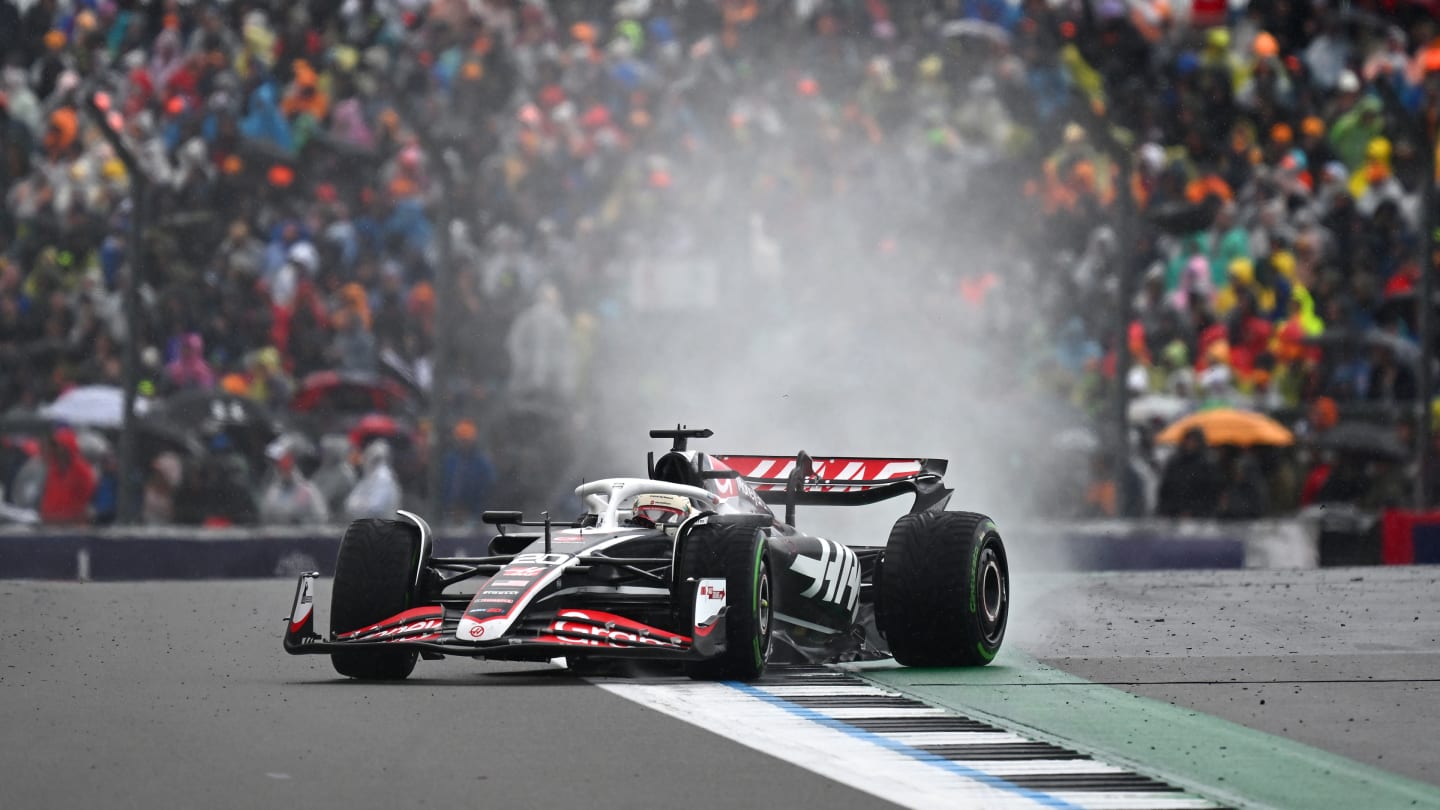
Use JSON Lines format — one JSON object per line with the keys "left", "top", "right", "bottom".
{"left": 532, "top": 633, "right": 685, "bottom": 649}
{"left": 554, "top": 610, "right": 691, "bottom": 643}
{"left": 714, "top": 455, "right": 925, "bottom": 492}
{"left": 383, "top": 633, "right": 441, "bottom": 643}
{"left": 353, "top": 619, "right": 444, "bottom": 641}
{"left": 336, "top": 605, "right": 445, "bottom": 639}
{"left": 547, "top": 609, "right": 690, "bottom": 648}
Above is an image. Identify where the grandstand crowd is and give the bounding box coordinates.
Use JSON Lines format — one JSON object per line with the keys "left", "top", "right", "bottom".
{"left": 1, "top": 0, "right": 1437, "bottom": 526}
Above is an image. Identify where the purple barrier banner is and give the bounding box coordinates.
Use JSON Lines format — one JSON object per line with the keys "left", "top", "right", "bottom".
{"left": 0, "top": 526, "right": 500, "bottom": 581}
{"left": 1006, "top": 518, "right": 1318, "bottom": 572}
{"left": 0, "top": 518, "right": 1319, "bottom": 581}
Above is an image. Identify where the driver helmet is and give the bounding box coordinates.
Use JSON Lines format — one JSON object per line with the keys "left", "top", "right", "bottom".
{"left": 631, "top": 493, "right": 692, "bottom": 528}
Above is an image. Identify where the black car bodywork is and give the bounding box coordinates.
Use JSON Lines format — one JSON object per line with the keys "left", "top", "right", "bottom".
{"left": 284, "top": 427, "right": 1006, "bottom": 678}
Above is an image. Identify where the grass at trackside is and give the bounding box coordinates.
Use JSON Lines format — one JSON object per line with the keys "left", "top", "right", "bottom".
{"left": 844, "top": 650, "right": 1440, "bottom": 810}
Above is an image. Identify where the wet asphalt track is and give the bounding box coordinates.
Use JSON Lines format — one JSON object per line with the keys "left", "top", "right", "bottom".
{"left": 0, "top": 579, "right": 898, "bottom": 810}
{"left": 1013, "top": 566, "right": 1440, "bottom": 787}
{"left": 3, "top": 567, "right": 1437, "bottom": 808}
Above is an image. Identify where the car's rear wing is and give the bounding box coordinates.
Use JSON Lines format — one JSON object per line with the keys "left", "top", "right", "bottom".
{"left": 710, "top": 452, "right": 952, "bottom": 524}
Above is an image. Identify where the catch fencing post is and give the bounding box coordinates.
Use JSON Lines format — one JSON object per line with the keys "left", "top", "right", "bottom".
{"left": 1416, "top": 128, "right": 1434, "bottom": 509}
{"left": 83, "top": 93, "right": 147, "bottom": 525}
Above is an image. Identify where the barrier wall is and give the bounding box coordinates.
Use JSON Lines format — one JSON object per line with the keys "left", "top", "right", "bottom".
{"left": 1381, "top": 510, "right": 1440, "bottom": 565}
{"left": 0, "top": 526, "right": 496, "bottom": 581}
{"left": 0, "top": 518, "right": 1322, "bottom": 581}
{"left": 1006, "top": 518, "right": 1318, "bottom": 571}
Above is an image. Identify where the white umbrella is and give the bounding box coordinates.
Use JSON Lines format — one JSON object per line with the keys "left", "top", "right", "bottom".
{"left": 940, "top": 19, "right": 1013, "bottom": 46}
{"left": 39, "top": 386, "right": 150, "bottom": 428}
{"left": 1129, "top": 394, "right": 1191, "bottom": 425}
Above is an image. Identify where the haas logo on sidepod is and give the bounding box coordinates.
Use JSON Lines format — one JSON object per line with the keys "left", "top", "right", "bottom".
{"left": 789, "top": 538, "right": 860, "bottom": 611}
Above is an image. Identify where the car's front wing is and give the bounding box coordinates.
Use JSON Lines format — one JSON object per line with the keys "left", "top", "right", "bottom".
{"left": 282, "top": 572, "right": 725, "bottom": 662}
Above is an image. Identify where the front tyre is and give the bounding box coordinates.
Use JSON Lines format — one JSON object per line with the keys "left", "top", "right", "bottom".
{"left": 879, "top": 511, "right": 1009, "bottom": 667}
{"left": 330, "top": 518, "right": 421, "bottom": 680}
{"left": 677, "top": 523, "right": 772, "bottom": 681}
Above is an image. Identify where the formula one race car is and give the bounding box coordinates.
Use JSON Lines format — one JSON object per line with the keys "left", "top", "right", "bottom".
{"left": 283, "top": 427, "right": 1009, "bottom": 681}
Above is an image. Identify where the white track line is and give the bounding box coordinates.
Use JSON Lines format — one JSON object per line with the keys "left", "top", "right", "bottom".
{"left": 810, "top": 706, "right": 951, "bottom": 719}
{"left": 595, "top": 680, "right": 1078, "bottom": 810}
{"left": 946, "top": 761, "right": 1126, "bottom": 777}
{"left": 887, "top": 731, "right": 1032, "bottom": 746}
{"left": 1048, "top": 794, "right": 1220, "bottom": 810}
{"left": 593, "top": 676, "right": 1224, "bottom": 810}
{"left": 757, "top": 684, "right": 901, "bottom": 697}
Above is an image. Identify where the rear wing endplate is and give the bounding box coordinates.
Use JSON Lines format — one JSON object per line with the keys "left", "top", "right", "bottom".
{"left": 711, "top": 452, "right": 952, "bottom": 525}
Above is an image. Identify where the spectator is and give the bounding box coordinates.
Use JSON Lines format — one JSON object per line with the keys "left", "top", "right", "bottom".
{"left": 1216, "top": 449, "right": 1269, "bottom": 519}
{"left": 1364, "top": 346, "right": 1417, "bottom": 402}
{"left": 1315, "top": 455, "right": 1371, "bottom": 505}
{"left": 440, "top": 419, "right": 496, "bottom": 525}
{"left": 7, "top": 444, "right": 46, "bottom": 510}
{"left": 1157, "top": 427, "right": 1221, "bottom": 518}
{"left": 343, "top": 439, "right": 400, "bottom": 521}
{"left": 505, "top": 283, "right": 574, "bottom": 403}
{"left": 141, "top": 452, "right": 182, "bottom": 526}
{"left": 1359, "top": 457, "right": 1408, "bottom": 511}
{"left": 165, "top": 333, "right": 215, "bottom": 392}
{"left": 38, "top": 427, "right": 95, "bottom": 525}
{"left": 329, "top": 310, "right": 377, "bottom": 374}
{"left": 173, "top": 442, "right": 258, "bottom": 527}
{"left": 259, "top": 450, "right": 329, "bottom": 526}
{"left": 270, "top": 242, "right": 319, "bottom": 311}
{"left": 243, "top": 347, "right": 294, "bottom": 413}
{"left": 310, "top": 435, "right": 357, "bottom": 519}
{"left": 90, "top": 450, "right": 119, "bottom": 526}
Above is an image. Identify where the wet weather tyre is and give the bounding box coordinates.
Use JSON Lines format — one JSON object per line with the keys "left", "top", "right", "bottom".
{"left": 678, "top": 523, "right": 772, "bottom": 681}
{"left": 329, "top": 519, "right": 421, "bottom": 680}
{"left": 879, "top": 511, "right": 1009, "bottom": 667}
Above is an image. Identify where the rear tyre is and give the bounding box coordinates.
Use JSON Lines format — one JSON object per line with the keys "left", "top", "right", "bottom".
{"left": 677, "top": 523, "right": 772, "bottom": 681}
{"left": 879, "top": 511, "right": 1008, "bottom": 667}
{"left": 330, "top": 518, "right": 421, "bottom": 680}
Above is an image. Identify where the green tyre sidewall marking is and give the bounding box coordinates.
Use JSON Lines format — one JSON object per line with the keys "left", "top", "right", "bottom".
{"left": 966, "top": 518, "right": 997, "bottom": 616}
{"left": 751, "top": 535, "right": 765, "bottom": 669}
{"left": 970, "top": 519, "right": 1000, "bottom": 662}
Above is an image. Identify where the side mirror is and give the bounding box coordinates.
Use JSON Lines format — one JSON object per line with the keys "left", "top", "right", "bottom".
{"left": 482, "top": 510, "right": 523, "bottom": 526}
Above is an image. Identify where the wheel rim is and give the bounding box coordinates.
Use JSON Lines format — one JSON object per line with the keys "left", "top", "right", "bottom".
{"left": 977, "top": 544, "right": 1007, "bottom": 645}
{"left": 757, "top": 568, "right": 771, "bottom": 640}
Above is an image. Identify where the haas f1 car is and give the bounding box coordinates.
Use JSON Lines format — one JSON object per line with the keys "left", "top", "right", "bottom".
{"left": 283, "top": 427, "right": 1010, "bottom": 680}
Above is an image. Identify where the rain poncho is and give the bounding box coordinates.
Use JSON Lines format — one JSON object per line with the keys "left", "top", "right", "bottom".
{"left": 505, "top": 285, "right": 576, "bottom": 400}
{"left": 344, "top": 440, "right": 401, "bottom": 520}
{"left": 239, "top": 82, "right": 294, "bottom": 153}
{"left": 39, "top": 428, "right": 96, "bottom": 525}
{"left": 329, "top": 98, "right": 375, "bottom": 150}
{"left": 310, "top": 435, "right": 357, "bottom": 517}
{"left": 1169, "top": 256, "right": 1214, "bottom": 313}
{"left": 1328, "top": 96, "right": 1384, "bottom": 170}
{"left": 1286, "top": 286, "right": 1326, "bottom": 336}
{"left": 166, "top": 333, "right": 216, "bottom": 391}
{"left": 259, "top": 463, "right": 329, "bottom": 525}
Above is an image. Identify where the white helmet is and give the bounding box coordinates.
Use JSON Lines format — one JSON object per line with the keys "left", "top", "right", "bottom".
{"left": 631, "top": 493, "right": 692, "bottom": 527}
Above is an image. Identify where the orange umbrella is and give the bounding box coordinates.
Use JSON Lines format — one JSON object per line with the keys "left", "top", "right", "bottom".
{"left": 1155, "top": 408, "right": 1294, "bottom": 447}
